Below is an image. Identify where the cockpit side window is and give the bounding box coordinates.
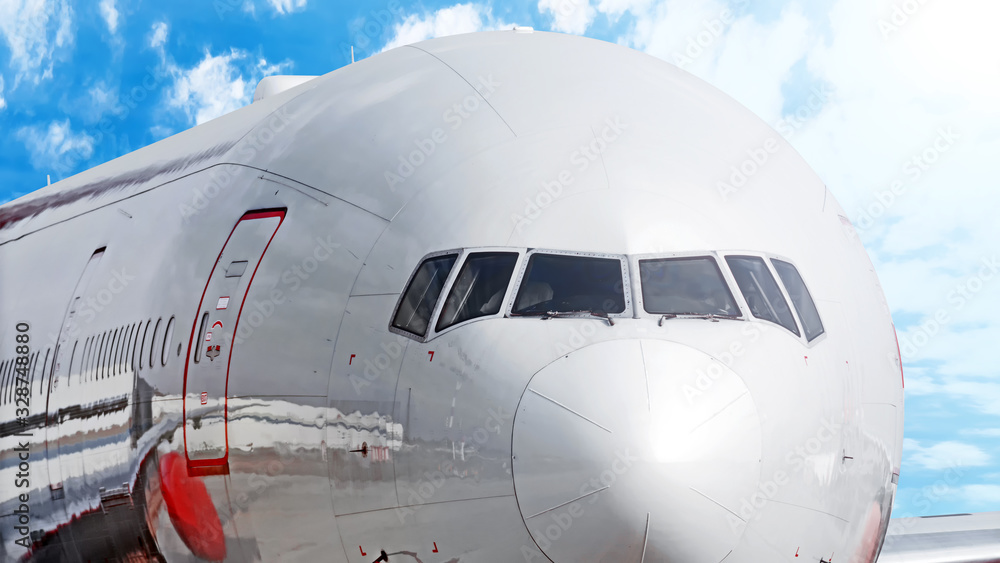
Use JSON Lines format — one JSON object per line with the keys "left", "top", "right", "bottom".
{"left": 725, "top": 256, "right": 800, "bottom": 336}
{"left": 772, "top": 259, "right": 825, "bottom": 341}
{"left": 392, "top": 254, "right": 458, "bottom": 337}
{"left": 512, "top": 253, "right": 626, "bottom": 315}
{"left": 437, "top": 252, "right": 519, "bottom": 331}
{"left": 639, "top": 256, "right": 740, "bottom": 317}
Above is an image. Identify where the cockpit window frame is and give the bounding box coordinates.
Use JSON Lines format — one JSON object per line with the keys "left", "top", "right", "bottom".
{"left": 389, "top": 249, "right": 464, "bottom": 342}
{"left": 505, "top": 249, "right": 633, "bottom": 319}
{"left": 629, "top": 251, "right": 744, "bottom": 320}
{"left": 430, "top": 248, "right": 527, "bottom": 338}
{"left": 770, "top": 256, "right": 827, "bottom": 344}
{"left": 390, "top": 248, "right": 529, "bottom": 342}
{"left": 720, "top": 251, "right": 820, "bottom": 342}
{"left": 391, "top": 247, "right": 825, "bottom": 348}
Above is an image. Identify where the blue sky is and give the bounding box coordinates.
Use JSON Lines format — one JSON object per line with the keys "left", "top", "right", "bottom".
{"left": 1, "top": 0, "right": 998, "bottom": 518}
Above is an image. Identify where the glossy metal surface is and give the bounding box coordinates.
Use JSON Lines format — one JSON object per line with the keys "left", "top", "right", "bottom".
{"left": 0, "top": 30, "right": 912, "bottom": 562}
{"left": 513, "top": 339, "right": 762, "bottom": 562}
{"left": 878, "top": 513, "right": 1000, "bottom": 563}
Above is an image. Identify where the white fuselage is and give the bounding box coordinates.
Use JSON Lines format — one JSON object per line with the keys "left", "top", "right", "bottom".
{"left": 0, "top": 30, "right": 902, "bottom": 563}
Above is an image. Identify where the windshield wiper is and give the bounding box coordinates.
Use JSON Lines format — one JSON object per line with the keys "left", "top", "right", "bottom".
{"left": 658, "top": 313, "right": 742, "bottom": 326}
{"left": 512, "top": 310, "right": 615, "bottom": 326}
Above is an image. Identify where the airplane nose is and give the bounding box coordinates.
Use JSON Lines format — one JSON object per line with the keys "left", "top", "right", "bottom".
{"left": 512, "top": 339, "right": 762, "bottom": 562}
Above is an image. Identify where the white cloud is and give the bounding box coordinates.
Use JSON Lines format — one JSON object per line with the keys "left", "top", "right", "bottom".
{"left": 617, "top": 1, "right": 812, "bottom": 123}
{"left": 382, "top": 3, "right": 511, "bottom": 51}
{"left": 0, "top": 0, "right": 74, "bottom": 86}
{"left": 16, "top": 120, "right": 95, "bottom": 174}
{"left": 596, "top": 0, "right": 651, "bottom": 19}
{"left": 0, "top": 75, "right": 6, "bottom": 111}
{"left": 962, "top": 428, "right": 1000, "bottom": 437}
{"left": 166, "top": 49, "right": 291, "bottom": 125}
{"left": 904, "top": 439, "right": 990, "bottom": 471}
{"left": 612, "top": 0, "right": 1000, "bottom": 423}
{"left": 149, "top": 21, "right": 168, "bottom": 50}
{"left": 961, "top": 484, "right": 1000, "bottom": 505}
{"left": 266, "top": 0, "right": 306, "bottom": 15}
{"left": 99, "top": 0, "right": 119, "bottom": 34}
{"left": 85, "top": 81, "right": 121, "bottom": 121}
{"left": 538, "top": 0, "right": 596, "bottom": 34}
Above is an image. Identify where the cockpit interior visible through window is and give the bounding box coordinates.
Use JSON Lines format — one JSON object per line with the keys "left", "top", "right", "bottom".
{"left": 725, "top": 255, "right": 800, "bottom": 336}
{"left": 437, "top": 252, "right": 519, "bottom": 331}
{"left": 390, "top": 247, "right": 824, "bottom": 344}
{"left": 512, "top": 253, "right": 626, "bottom": 316}
{"left": 639, "top": 256, "right": 740, "bottom": 317}
{"left": 391, "top": 253, "right": 457, "bottom": 337}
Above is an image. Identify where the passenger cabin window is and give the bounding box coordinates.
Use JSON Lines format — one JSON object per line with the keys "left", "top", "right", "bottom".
{"left": 639, "top": 257, "right": 739, "bottom": 317}
{"left": 512, "top": 253, "right": 626, "bottom": 315}
{"left": 772, "top": 259, "right": 825, "bottom": 341}
{"left": 437, "top": 252, "right": 519, "bottom": 331}
{"left": 725, "top": 256, "right": 800, "bottom": 336}
{"left": 392, "top": 254, "right": 458, "bottom": 337}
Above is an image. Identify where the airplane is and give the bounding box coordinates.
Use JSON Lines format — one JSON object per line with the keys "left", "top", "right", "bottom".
{"left": 0, "top": 28, "right": 996, "bottom": 563}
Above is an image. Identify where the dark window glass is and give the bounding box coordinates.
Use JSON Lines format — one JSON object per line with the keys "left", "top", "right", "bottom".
{"left": 772, "top": 259, "right": 825, "bottom": 341}
{"left": 726, "top": 256, "right": 800, "bottom": 336}
{"left": 39, "top": 348, "right": 50, "bottom": 395}
{"left": 162, "top": 316, "right": 175, "bottom": 367}
{"left": 68, "top": 341, "right": 78, "bottom": 385}
{"left": 513, "top": 253, "right": 625, "bottom": 315}
{"left": 149, "top": 318, "right": 162, "bottom": 369}
{"left": 392, "top": 254, "right": 458, "bottom": 336}
{"left": 194, "top": 313, "right": 209, "bottom": 363}
{"left": 437, "top": 252, "right": 519, "bottom": 331}
{"left": 139, "top": 320, "right": 150, "bottom": 371}
{"left": 0, "top": 361, "right": 8, "bottom": 405}
{"left": 639, "top": 257, "right": 740, "bottom": 317}
{"left": 98, "top": 332, "right": 108, "bottom": 379}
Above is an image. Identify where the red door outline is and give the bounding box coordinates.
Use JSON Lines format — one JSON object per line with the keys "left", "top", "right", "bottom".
{"left": 182, "top": 209, "right": 286, "bottom": 473}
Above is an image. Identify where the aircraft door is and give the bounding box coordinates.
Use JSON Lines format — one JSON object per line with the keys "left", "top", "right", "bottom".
{"left": 46, "top": 247, "right": 105, "bottom": 497}
{"left": 183, "top": 209, "right": 285, "bottom": 472}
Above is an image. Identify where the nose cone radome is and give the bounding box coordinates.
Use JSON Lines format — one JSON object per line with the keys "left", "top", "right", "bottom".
{"left": 512, "top": 339, "right": 762, "bottom": 562}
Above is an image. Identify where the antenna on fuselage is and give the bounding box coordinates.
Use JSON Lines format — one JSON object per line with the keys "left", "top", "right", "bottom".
{"left": 47, "top": 174, "right": 51, "bottom": 186}
{"left": 351, "top": 46, "right": 355, "bottom": 63}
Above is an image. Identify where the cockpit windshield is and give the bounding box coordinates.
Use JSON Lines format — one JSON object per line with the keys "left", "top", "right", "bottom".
{"left": 512, "top": 253, "right": 626, "bottom": 315}
{"left": 639, "top": 256, "right": 739, "bottom": 317}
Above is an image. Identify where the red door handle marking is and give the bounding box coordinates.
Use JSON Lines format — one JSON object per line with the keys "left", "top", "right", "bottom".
{"left": 359, "top": 546, "right": 366, "bottom": 556}
{"left": 349, "top": 354, "right": 355, "bottom": 365}
{"left": 432, "top": 541, "right": 439, "bottom": 553}
{"left": 428, "top": 351, "right": 434, "bottom": 361}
